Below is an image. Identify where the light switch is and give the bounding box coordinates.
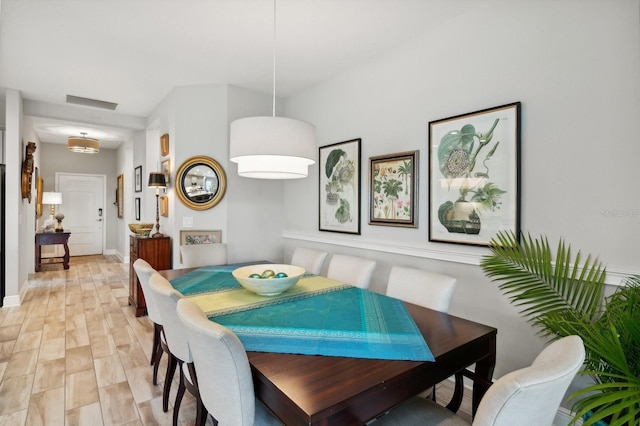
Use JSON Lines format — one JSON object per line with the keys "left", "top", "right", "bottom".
{"left": 183, "top": 217, "right": 194, "bottom": 228}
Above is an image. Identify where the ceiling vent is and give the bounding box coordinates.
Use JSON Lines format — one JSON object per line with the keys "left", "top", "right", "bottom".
{"left": 66, "top": 95, "right": 118, "bottom": 111}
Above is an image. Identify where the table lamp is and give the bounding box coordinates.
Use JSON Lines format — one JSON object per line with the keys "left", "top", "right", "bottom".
{"left": 148, "top": 172, "right": 167, "bottom": 238}
{"left": 42, "top": 192, "right": 63, "bottom": 232}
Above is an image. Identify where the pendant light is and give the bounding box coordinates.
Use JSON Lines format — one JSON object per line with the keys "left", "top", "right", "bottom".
{"left": 229, "top": 0, "right": 316, "bottom": 179}
{"left": 68, "top": 132, "right": 100, "bottom": 153}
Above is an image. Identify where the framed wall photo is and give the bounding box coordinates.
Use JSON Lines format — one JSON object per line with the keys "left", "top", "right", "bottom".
{"left": 161, "top": 159, "right": 170, "bottom": 184}
{"left": 428, "top": 102, "right": 521, "bottom": 246}
{"left": 134, "top": 165, "right": 142, "bottom": 192}
{"left": 160, "top": 133, "right": 169, "bottom": 156}
{"left": 319, "top": 138, "right": 361, "bottom": 234}
{"left": 180, "top": 229, "right": 222, "bottom": 245}
{"left": 116, "top": 174, "right": 124, "bottom": 218}
{"left": 369, "top": 150, "right": 418, "bottom": 228}
{"left": 135, "top": 197, "right": 141, "bottom": 221}
{"left": 160, "top": 195, "right": 168, "bottom": 217}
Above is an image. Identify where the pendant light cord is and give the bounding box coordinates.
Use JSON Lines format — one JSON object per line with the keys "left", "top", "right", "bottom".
{"left": 272, "top": 0, "right": 277, "bottom": 117}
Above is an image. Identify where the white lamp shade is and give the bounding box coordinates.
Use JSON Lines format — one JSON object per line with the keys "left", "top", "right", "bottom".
{"left": 42, "top": 192, "right": 63, "bottom": 205}
{"left": 230, "top": 116, "right": 316, "bottom": 179}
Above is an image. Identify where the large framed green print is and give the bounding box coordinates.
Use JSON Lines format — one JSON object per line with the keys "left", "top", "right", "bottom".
{"left": 319, "top": 138, "right": 361, "bottom": 234}
{"left": 429, "top": 102, "right": 521, "bottom": 246}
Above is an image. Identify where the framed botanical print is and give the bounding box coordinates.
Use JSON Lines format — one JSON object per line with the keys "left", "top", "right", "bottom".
{"left": 319, "top": 138, "right": 361, "bottom": 234}
{"left": 134, "top": 165, "right": 142, "bottom": 192}
{"left": 161, "top": 159, "right": 170, "bottom": 184}
{"left": 160, "top": 133, "right": 169, "bottom": 156}
{"left": 180, "top": 229, "right": 222, "bottom": 245}
{"left": 135, "top": 197, "right": 141, "bottom": 221}
{"left": 160, "top": 195, "right": 168, "bottom": 217}
{"left": 428, "top": 102, "right": 521, "bottom": 246}
{"left": 369, "top": 150, "right": 418, "bottom": 228}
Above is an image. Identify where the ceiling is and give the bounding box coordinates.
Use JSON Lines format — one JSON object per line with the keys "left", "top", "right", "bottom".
{"left": 0, "top": 0, "right": 476, "bottom": 147}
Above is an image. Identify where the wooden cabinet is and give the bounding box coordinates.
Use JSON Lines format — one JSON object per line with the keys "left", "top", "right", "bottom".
{"left": 129, "top": 235, "right": 171, "bottom": 316}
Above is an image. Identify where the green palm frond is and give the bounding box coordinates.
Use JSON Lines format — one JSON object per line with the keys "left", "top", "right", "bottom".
{"left": 480, "top": 231, "right": 606, "bottom": 333}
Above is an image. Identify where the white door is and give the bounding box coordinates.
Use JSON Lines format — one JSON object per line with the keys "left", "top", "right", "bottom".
{"left": 57, "top": 173, "right": 105, "bottom": 256}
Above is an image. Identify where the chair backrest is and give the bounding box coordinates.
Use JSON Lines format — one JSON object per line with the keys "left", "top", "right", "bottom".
{"left": 180, "top": 243, "right": 228, "bottom": 268}
{"left": 290, "top": 247, "right": 328, "bottom": 275}
{"left": 132, "top": 258, "right": 161, "bottom": 323}
{"left": 176, "top": 297, "right": 256, "bottom": 426}
{"left": 473, "top": 335, "right": 585, "bottom": 426}
{"left": 386, "top": 266, "right": 457, "bottom": 313}
{"left": 326, "top": 254, "right": 376, "bottom": 289}
{"left": 148, "top": 273, "right": 191, "bottom": 362}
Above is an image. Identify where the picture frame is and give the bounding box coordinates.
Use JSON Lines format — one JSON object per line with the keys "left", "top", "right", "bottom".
{"left": 369, "top": 150, "right": 418, "bottom": 228}
{"left": 35, "top": 169, "right": 43, "bottom": 219}
{"left": 160, "top": 133, "right": 169, "bottom": 156}
{"left": 428, "top": 102, "right": 521, "bottom": 246}
{"left": 319, "top": 138, "right": 361, "bottom": 234}
{"left": 161, "top": 159, "right": 170, "bottom": 184}
{"left": 180, "top": 229, "right": 222, "bottom": 245}
{"left": 160, "top": 195, "right": 168, "bottom": 217}
{"left": 134, "top": 165, "right": 142, "bottom": 192}
{"left": 116, "top": 174, "right": 124, "bottom": 218}
{"left": 135, "top": 197, "right": 141, "bottom": 221}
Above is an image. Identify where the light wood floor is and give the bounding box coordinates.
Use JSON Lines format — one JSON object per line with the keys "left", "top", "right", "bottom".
{"left": 0, "top": 255, "right": 472, "bottom": 425}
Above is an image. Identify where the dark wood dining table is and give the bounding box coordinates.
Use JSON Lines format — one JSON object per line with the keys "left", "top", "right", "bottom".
{"left": 160, "top": 266, "right": 497, "bottom": 426}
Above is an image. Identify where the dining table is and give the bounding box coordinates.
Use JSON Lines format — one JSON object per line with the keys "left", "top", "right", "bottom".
{"left": 160, "top": 264, "right": 497, "bottom": 426}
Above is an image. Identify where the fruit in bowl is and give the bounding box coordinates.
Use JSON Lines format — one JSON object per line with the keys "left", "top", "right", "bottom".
{"left": 232, "top": 264, "right": 305, "bottom": 296}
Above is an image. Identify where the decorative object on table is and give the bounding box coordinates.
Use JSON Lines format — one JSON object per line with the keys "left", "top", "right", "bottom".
{"left": 68, "top": 132, "right": 99, "bottom": 153}
{"left": 54, "top": 213, "right": 65, "bottom": 232}
{"left": 35, "top": 172, "right": 43, "bottom": 218}
{"left": 369, "top": 150, "right": 418, "bottom": 228}
{"left": 161, "top": 159, "right": 170, "bottom": 184}
{"left": 160, "top": 196, "right": 168, "bottom": 217}
{"left": 319, "top": 138, "right": 361, "bottom": 234}
{"left": 229, "top": 0, "right": 316, "bottom": 180}
{"left": 135, "top": 197, "right": 141, "bottom": 221}
{"left": 160, "top": 133, "right": 169, "bottom": 156}
{"left": 42, "top": 191, "right": 63, "bottom": 232}
{"left": 480, "top": 231, "right": 640, "bottom": 426}
{"left": 232, "top": 264, "right": 305, "bottom": 296}
{"left": 175, "top": 156, "right": 226, "bottom": 211}
{"left": 148, "top": 172, "right": 167, "bottom": 238}
{"left": 128, "top": 223, "right": 154, "bottom": 236}
{"left": 21, "top": 141, "right": 36, "bottom": 201}
{"left": 429, "top": 102, "right": 520, "bottom": 246}
{"left": 116, "top": 174, "right": 124, "bottom": 218}
{"left": 134, "top": 165, "right": 142, "bottom": 192}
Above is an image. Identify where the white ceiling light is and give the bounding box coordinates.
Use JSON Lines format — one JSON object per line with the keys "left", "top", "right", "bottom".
{"left": 229, "top": 0, "right": 316, "bottom": 179}
{"left": 68, "top": 132, "right": 100, "bottom": 153}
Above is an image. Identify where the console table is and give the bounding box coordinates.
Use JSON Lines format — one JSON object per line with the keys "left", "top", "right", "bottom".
{"left": 35, "top": 231, "right": 71, "bottom": 272}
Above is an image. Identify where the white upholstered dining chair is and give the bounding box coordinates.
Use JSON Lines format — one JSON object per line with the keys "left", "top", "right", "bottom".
{"left": 149, "top": 273, "right": 207, "bottom": 426}
{"left": 326, "top": 254, "right": 376, "bottom": 289}
{"left": 386, "top": 266, "right": 457, "bottom": 313}
{"left": 176, "top": 297, "right": 282, "bottom": 426}
{"left": 290, "top": 247, "right": 328, "bottom": 275}
{"left": 373, "top": 335, "right": 585, "bottom": 426}
{"left": 132, "top": 259, "right": 167, "bottom": 387}
{"left": 179, "top": 243, "right": 227, "bottom": 268}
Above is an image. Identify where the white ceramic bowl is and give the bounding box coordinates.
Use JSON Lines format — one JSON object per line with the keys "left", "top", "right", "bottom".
{"left": 232, "top": 264, "right": 305, "bottom": 296}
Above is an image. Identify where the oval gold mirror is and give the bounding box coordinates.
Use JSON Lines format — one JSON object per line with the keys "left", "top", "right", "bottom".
{"left": 175, "top": 156, "right": 227, "bottom": 210}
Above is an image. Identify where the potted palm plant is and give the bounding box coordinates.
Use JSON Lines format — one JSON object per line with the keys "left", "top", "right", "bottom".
{"left": 480, "top": 231, "right": 640, "bottom": 426}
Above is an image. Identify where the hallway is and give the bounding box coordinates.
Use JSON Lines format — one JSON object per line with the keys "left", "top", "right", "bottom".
{"left": 0, "top": 255, "right": 209, "bottom": 425}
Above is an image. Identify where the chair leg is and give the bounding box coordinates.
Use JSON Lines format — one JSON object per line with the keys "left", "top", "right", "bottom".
{"left": 173, "top": 361, "right": 186, "bottom": 426}
{"left": 150, "top": 323, "right": 161, "bottom": 366}
{"left": 186, "top": 363, "right": 208, "bottom": 426}
{"left": 163, "top": 353, "right": 178, "bottom": 412}
{"left": 152, "top": 341, "right": 164, "bottom": 386}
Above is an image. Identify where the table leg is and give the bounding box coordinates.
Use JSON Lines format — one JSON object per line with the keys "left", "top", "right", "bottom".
{"left": 471, "top": 334, "right": 496, "bottom": 415}
{"left": 62, "top": 241, "right": 70, "bottom": 270}
{"left": 35, "top": 242, "right": 42, "bottom": 272}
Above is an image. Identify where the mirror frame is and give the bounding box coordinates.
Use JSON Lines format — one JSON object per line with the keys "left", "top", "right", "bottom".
{"left": 175, "top": 156, "right": 227, "bottom": 211}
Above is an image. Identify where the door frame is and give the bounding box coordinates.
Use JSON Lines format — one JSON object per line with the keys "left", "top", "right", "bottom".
{"left": 55, "top": 172, "right": 107, "bottom": 255}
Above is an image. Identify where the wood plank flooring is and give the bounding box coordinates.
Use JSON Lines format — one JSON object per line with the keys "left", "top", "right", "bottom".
{"left": 0, "top": 255, "right": 472, "bottom": 425}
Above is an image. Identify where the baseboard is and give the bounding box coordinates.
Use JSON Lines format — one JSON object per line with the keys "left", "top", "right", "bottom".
{"left": 2, "top": 294, "right": 21, "bottom": 307}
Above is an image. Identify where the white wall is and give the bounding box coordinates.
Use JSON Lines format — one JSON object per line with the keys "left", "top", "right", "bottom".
{"left": 282, "top": 0, "right": 640, "bottom": 378}
{"left": 144, "top": 84, "right": 285, "bottom": 267}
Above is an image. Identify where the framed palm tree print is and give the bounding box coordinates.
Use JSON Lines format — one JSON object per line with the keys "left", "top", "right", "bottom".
{"left": 369, "top": 150, "right": 418, "bottom": 227}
